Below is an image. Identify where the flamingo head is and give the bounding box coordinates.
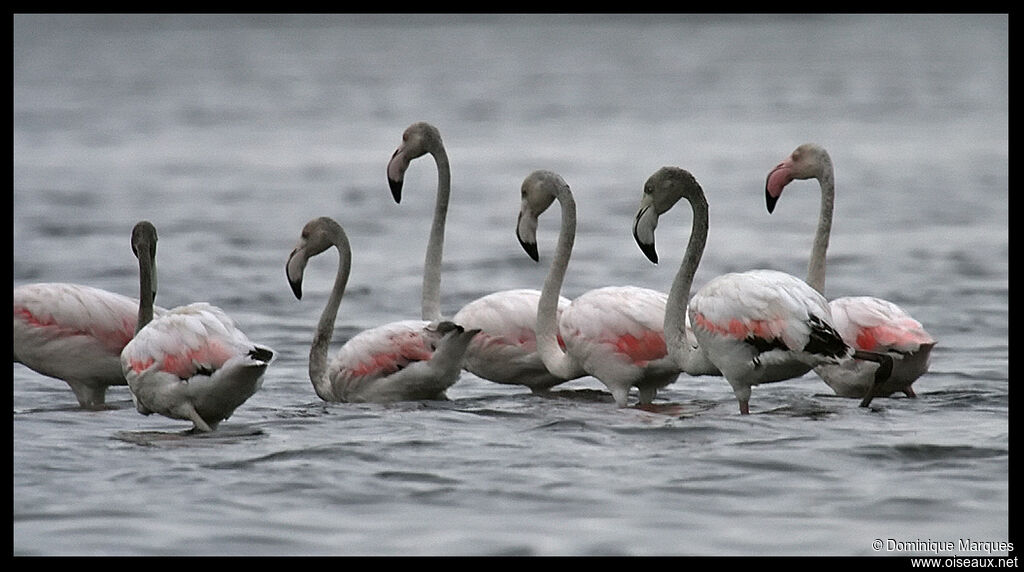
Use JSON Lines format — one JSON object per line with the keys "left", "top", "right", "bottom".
{"left": 131, "top": 220, "right": 159, "bottom": 297}
{"left": 387, "top": 121, "right": 444, "bottom": 204}
{"left": 287, "top": 216, "right": 345, "bottom": 300}
{"left": 633, "top": 166, "right": 703, "bottom": 264}
{"left": 765, "top": 143, "right": 831, "bottom": 213}
{"left": 516, "top": 170, "right": 565, "bottom": 262}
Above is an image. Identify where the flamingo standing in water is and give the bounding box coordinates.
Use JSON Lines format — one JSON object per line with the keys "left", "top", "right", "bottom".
{"left": 14, "top": 281, "right": 164, "bottom": 409}
{"left": 630, "top": 167, "right": 711, "bottom": 378}
{"left": 120, "top": 221, "right": 274, "bottom": 432}
{"left": 286, "top": 216, "right": 480, "bottom": 402}
{"left": 518, "top": 170, "right": 682, "bottom": 408}
{"left": 386, "top": 121, "right": 582, "bottom": 391}
{"left": 765, "top": 143, "right": 935, "bottom": 402}
{"left": 634, "top": 169, "right": 891, "bottom": 415}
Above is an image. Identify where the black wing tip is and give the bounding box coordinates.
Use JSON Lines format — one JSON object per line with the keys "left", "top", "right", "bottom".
{"left": 249, "top": 346, "right": 275, "bottom": 363}
{"left": 804, "top": 315, "right": 849, "bottom": 359}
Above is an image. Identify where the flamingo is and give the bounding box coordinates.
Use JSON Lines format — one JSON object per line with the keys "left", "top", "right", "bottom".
{"left": 765, "top": 143, "right": 935, "bottom": 402}
{"left": 518, "top": 170, "right": 681, "bottom": 408}
{"left": 630, "top": 167, "right": 712, "bottom": 377}
{"left": 14, "top": 282, "right": 164, "bottom": 409}
{"left": 119, "top": 221, "right": 274, "bottom": 432}
{"left": 635, "top": 170, "right": 892, "bottom": 415}
{"left": 286, "top": 216, "right": 480, "bottom": 403}
{"left": 386, "top": 121, "right": 582, "bottom": 391}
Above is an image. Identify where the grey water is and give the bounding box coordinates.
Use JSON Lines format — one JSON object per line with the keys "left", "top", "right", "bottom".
{"left": 12, "top": 14, "right": 1009, "bottom": 556}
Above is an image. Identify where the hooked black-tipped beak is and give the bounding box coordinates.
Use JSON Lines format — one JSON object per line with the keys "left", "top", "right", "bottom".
{"left": 286, "top": 248, "right": 304, "bottom": 300}
{"left": 637, "top": 239, "right": 658, "bottom": 264}
{"left": 765, "top": 181, "right": 779, "bottom": 214}
{"left": 288, "top": 274, "right": 303, "bottom": 300}
{"left": 764, "top": 161, "right": 792, "bottom": 214}
{"left": 516, "top": 210, "right": 539, "bottom": 261}
{"left": 389, "top": 176, "right": 403, "bottom": 203}
{"left": 519, "top": 238, "right": 539, "bottom": 262}
{"left": 386, "top": 146, "right": 407, "bottom": 203}
{"left": 632, "top": 204, "right": 659, "bottom": 264}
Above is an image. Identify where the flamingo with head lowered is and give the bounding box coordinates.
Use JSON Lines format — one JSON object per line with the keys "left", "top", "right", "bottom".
{"left": 386, "top": 121, "right": 583, "bottom": 392}
{"left": 286, "top": 216, "right": 479, "bottom": 403}
{"left": 634, "top": 167, "right": 893, "bottom": 415}
{"left": 765, "top": 143, "right": 935, "bottom": 403}
{"left": 120, "top": 221, "right": 274, "bottom": 432}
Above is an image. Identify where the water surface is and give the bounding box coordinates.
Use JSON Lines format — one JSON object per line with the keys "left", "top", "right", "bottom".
{"left": 13, "top": 14, "right": 1009, "bottom": 556}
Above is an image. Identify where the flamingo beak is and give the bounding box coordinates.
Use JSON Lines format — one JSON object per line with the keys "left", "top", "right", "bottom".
{"left": 633, "top": 202, "right": 660, "bottom": 264}
{"left": 387, "top": 147, "right": 408, "bottom": 203}
{"left": 285, "top": 247, "right": 307, "bottom": 300}
{"left": 516, "top": 209, "right": 540, "bottom": 262}
{"left": 765, "top": 160, "right": 794, "bottom": 214}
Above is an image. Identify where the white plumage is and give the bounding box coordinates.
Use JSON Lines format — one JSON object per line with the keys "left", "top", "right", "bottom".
{"left": 520, "top": 170, "right": 680, "bottom": 408}
{"left": 120, "top": 221, "right": 273, "bottom": 432}
{"left": 452, "top": 289, "right": 579, "bottom": 391}
{"left": 765, "top": 143, "right": 935, "bottom": 401}
{"left": 287, "top": 216, "right": 479, "bottom": 403}
{"left": 688, "top": 269, "right": 853, "bottom": 414}
{"left": 815, "top": 296, "right": 935, "bottom": 398}
{"left": 14, "top": 282, "right": 160, "bottom": 408}
{"left": 388, "top": 122, "right": 580, "bottom": 391}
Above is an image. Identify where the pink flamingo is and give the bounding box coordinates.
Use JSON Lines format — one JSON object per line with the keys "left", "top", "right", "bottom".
{"left": 520, "top": 170, "right": 682, "bottom": 408}
{"left": 14, "top": 281, "right": 163, "bottom": 409}
{"left": 387, "top": 121, "right": 583, "bottom": 391}
{"left": 286, "top": 216, "right": 479, "bottom": 402}
{"left": 635, "top": 168, "right": 891, "bottom": 415}
{"left": 120, "top": 221, "right": 274, "bottom": 432}
{"left": 765, "top": 143, "right": 935, "bottom": 402}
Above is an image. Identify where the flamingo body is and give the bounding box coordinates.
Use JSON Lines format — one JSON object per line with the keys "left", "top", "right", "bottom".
{"left": 766, "top": 143, "right": 936, "bottom": 398}
{"left": 121, "top": 302, "right": 273, "bottom": 431}
{"left": 121, "top": 221, "right": 272, "bottom": 432}
{"left": 519, "top": 170, "right": 682, "bottom": 408}
{"left": 387, "top": 122, "right": 574, "bottom": 393}
{"left": 14, "top": 282, "right": 163, "bottom": 408}
{"left": 325, "top": 319, "right": 476, "bottom": 403}
{"left": 814, "top": 296, "right": 934, "bottom": 398}
{"left": 559, "top": 286, "right": 680, "bottom": 404}
{"left": 688, "top": 269, "right": 852, "bottom": 414}
{"left": 452, "top": 289, "right": 575, "bottom": 391}
{"left": 287, "top": 216, "right": 479, "bottom": 404}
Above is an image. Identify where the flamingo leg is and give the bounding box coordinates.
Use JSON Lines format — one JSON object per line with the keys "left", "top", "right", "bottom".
{"left": 184, "top": 405, "right": 214, "bottom": 433}
{"left": 855, "top": 350, "right": 894, "bottom": 408}
{"left": 67, "top": 381, "right": 112, "bottom": 410}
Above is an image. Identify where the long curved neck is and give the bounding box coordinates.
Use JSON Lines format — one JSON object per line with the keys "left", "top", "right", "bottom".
{"left": 134, "top": 252, "right": 156, "bottom": 334}
{"left": 664, "top": 192, "right": 709, "bottom": 367}
{"left": 310, "top": 230, "right": 352, "bottom": 401}
{"left": 535, "top": 187, "right": 581, "bottom": 379}
{"left": 421, "top": 146, "right": 450, "bottom": 321}
{"left": 807, "top": 164, "right": 835, "bottom": 295}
